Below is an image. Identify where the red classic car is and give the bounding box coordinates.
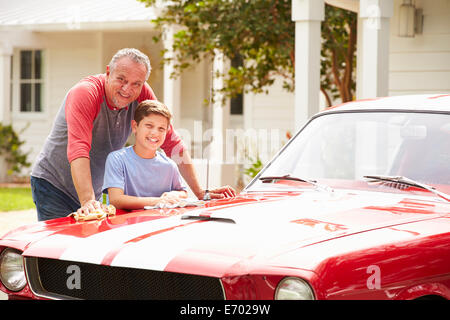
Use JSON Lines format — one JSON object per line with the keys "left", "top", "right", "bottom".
{"left": 1, "top": 94, "right": 449, "bottom": 301}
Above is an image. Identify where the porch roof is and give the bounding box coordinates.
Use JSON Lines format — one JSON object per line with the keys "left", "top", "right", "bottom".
{"left": 0, "top": 0, "right": 157, "bottom": 31}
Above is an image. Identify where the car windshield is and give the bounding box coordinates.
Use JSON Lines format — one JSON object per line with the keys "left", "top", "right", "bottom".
{"left": 246, "top": 111, "right": 450, "bottom": 194}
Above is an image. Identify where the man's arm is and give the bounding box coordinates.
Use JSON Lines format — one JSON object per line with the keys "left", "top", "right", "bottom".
{"left": 65, "top": 76, "right": 104, "bottom": 214}
{"left": 176, "top": 150, "right": 203, "bottom": 199}
{"left": 70, "top": 157, "right": 101, "bottom": 214}
{"left": 176, "top": 149, "right": 236, "bottom": 200}
{"left": 108, "top": 188, "right": 186, "bottom": 210}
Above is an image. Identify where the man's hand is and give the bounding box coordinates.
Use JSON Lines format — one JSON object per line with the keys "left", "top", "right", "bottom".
{"left": 199, "top": 186, "right": 236, "bottom": 200}
{"left": 71, "top": 157, "right": 98, "bottom": 214}
{"left": 76, "top": 199, "right": 102, "bottom": 215}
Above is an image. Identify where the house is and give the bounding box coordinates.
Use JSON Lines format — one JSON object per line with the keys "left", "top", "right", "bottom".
{"left": 0, "top": 0, "right": 449, "bottom": 193}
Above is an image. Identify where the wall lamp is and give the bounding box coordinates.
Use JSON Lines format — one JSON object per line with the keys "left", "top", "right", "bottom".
{"left": 398, "top": 0, "right": 423, "bottom": 37}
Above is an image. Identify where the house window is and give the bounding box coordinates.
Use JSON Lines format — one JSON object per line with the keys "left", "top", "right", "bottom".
{"left": 230, "top": 54, "right": 243, "bottom": 115}
{"left": 230, "top": 94, "right": 243, "bottom": 115}
{"left": 18, "top": 50, "right": 43, "bottom": 112}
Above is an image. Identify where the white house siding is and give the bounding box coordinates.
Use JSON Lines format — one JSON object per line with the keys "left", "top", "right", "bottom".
{"left": 243, "top": 78, "right": 296, "bottom": 167}
{"left": 178, "top": 58, "right": 210, "bottom": 155}
{"left": 180, "top": 59, "right": 209, "bottom": 121}
{"left": 389, "top": 0, "right": 450, "bottom": 95}
{"left": 242, "top": 78, "right": 330, "bottom": 168}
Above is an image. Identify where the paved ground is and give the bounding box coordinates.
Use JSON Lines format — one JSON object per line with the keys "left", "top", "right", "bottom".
{"left": 0, "top": 209, "right": 37, "bottom": 300}
{"left": 0, "top": 209, "right": 37, "bottom": 238}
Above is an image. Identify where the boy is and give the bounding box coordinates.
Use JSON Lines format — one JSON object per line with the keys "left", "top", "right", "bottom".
{"left": 102, "top": 100, "right": 187, "bottom": 210}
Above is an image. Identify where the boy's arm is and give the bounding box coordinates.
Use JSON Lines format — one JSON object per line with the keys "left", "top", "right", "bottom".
{"left": 108, "top": 187, "right": 162, "bottom": 210}
{"left": 108, "top": 189, "right": 187, "bottom": 210}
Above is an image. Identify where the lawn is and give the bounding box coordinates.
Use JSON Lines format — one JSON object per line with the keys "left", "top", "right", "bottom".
{"left": 0, "top": 187, "right": 35, "bottom": 212}
{"left": 0, "top": 187, "right": 107, "bottom": 212}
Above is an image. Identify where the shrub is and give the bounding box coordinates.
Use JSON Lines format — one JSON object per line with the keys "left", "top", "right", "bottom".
{"left": 0, "top": 123, "right": 30, "bottom": 175}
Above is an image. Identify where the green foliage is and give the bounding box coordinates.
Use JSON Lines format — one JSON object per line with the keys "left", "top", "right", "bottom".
{"left": 0, "top": 123, "right": 31, "bottom": 175}
{"left": 243, "top": 156, "right": 263, "bottom": 180}
{"left": 140, "top": 0, "right": 357, "bottom": 104}
{"left": 141, "top": 0, "right": 294, "bottom": 98}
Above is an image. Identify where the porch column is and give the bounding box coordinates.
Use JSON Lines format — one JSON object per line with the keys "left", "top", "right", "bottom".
{"left": 0, "top": 42, "right": 12, "bottom": 125}
{"left": 291, "top": 0, "right": 324, "bottom": 131}
{"left": 207, "top": 50, "right": 232, "bottom": 188}
{"left": 357, "top": 0, "right": 393, "bottom": 99}
{"left": 162, "top": 26, "right": 181, "bottom": 128}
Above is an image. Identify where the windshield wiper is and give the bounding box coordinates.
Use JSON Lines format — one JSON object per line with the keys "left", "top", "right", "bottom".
{"left": 363, "top": 175, "right": 450, "bottom": 202}
{"left": 259, "top": 174, "right": 334, "bottom": 193}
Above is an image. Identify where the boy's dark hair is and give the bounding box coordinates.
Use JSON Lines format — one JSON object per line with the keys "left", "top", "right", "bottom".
{"left": 134, "top": 100, "right": 172, "bottom": 126}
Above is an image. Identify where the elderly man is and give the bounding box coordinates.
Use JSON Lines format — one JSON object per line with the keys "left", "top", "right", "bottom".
{"left": 31, "top": 48, "right": 235, "bottom": 221}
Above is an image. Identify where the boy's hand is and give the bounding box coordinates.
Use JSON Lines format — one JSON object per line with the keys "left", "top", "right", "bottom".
{"left": 159, "top": 191, "right": 185, "bottom": 205}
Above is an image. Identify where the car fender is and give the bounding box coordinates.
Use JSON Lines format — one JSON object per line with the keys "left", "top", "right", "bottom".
{"left": 394, "top": 281, "right": 450, "bottom": 300}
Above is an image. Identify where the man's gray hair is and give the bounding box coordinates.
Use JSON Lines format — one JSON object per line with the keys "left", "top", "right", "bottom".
{"left": 109, "top": 48, "right": 151, "bottom": 80}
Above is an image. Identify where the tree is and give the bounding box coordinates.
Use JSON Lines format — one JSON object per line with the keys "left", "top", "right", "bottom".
{"left": 321, "top": 5, "right": 357, "bottom": 105}
{"left": 140, "top": 0, "right": 357, "bottom": 106}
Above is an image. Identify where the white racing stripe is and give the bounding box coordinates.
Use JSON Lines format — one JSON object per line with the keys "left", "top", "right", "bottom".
{"left": 57, "top": 216, "right": 191, "bottom": 264}
{"left": 109, "top": 220, "right": 236, "bottom": 271}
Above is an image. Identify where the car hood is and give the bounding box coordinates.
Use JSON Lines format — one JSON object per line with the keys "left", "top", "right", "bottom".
{"left": 1, "top": 190, "right": 447, "bottom": 277}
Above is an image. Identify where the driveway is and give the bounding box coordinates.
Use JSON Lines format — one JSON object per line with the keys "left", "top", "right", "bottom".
{"left": 0, "top": 209, "right": 37, "bottom": 238}
{"left": 0, "top": 209, "right": 37, "bottom": 300}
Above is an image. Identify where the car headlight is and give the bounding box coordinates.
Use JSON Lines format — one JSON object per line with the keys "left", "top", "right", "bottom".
{"left": 275, "top": 277, "right": 315, "bottom": 300}
{"left": 0, "top": 248, "right": 27, "bottom": 292}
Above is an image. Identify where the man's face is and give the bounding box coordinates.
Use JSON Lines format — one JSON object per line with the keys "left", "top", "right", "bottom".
{"left": 105, "top": 57, "right": 147, "bottom": 109}
{"left": 132, "top": 114, "right": 169, "bottom": 156}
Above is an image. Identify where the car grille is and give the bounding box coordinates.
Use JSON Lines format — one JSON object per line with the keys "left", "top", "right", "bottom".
{"left": 25, "top": 257, "right": 224, "bottom": 300}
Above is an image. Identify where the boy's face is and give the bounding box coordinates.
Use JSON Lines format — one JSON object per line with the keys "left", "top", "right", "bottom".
{"left": 132, "top": 113, "right": 169, "bottom": 156}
